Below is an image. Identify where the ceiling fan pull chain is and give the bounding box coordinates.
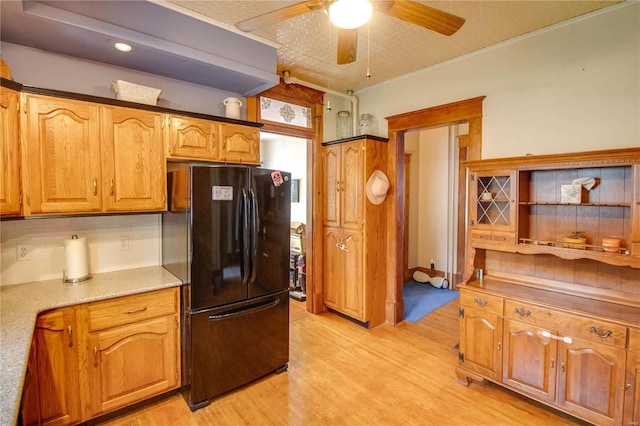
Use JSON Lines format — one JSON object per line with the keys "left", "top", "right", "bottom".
{"left": 366, "top": 24, "right": 371, "bottom": 79}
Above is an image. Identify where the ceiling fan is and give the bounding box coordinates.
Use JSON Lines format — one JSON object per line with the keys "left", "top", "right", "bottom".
{"left": 235, "top": 0, "right": 466, "bottom": 65}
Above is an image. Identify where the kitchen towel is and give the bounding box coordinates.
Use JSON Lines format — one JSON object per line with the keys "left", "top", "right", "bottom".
{"left": 64, "top": 235, "right": 90, "bottom": 281}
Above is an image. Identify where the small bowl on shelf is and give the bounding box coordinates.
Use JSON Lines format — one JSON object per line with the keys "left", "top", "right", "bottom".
{"left": 601, "top": 238, "right": 621, "bottom": 253}
{"left": 562, "top": 235, "right": 586, "bottom": 249}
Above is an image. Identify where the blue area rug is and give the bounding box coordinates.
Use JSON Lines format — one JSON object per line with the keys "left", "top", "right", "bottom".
{"left": 403, "top": 280, "right": 459, "bottom": 323}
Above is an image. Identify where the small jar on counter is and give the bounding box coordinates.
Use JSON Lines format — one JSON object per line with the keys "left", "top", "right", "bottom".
{"left": 358, "top": 113, "right": 377, "bottom": 136}
{"left": 336, "top": 111, "right": 352, "bottom": 139}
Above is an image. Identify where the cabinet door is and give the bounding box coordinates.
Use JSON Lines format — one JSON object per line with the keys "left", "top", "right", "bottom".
{"left": 459, "top": 306, "right": 503, "bottom": 381}
{"left": 22, "top": 94, "right": 101, "bottom": 214}
{"left": 219, "top": 123, "right": 259, "bottom": 164}
{"left": 340, "top": 141, "right": 364, "bottom": 229}
{"left": 340, "top": 229, "right": 364, "bottom": 321}
{"left": 556, "top": 338, "right": 626, "bottom": 426}
{"left": 624, "top": 332, "right": 640, "bottom": 426}
{"left": 88, "top": 315, "right": 179, "bottom": 416}
{"left": 101, "top": 106, "right": 166, "bottom": 212}
{"left": 166, "top": 115, "right": 219, "bottom": 160}
{"left": 323, "top": 227, "right": 342, "bottom": 310}
{"left": 27, "top": 308, "right": 81, "bottom": 426}
{"left": 0, "top": 87, "right": 21, "bottom": 216}
{"left": 632, "top": 164, "right": 640, "bottom": 258}
{"left": 469, "top": 169, "right": 516, "bottom": 234}
{"left": 502, "top": 319, "right": 557, "bottom": 402}
{"left": 323, "top": 145, "right": 340, "bottom": 227}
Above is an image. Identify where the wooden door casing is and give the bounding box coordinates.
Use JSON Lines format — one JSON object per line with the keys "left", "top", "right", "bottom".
{"left": 22, "top": 94, "right": 101, "bottom": 214}
{"left": 101, "top": 106, "right": 166, "bottom": 212}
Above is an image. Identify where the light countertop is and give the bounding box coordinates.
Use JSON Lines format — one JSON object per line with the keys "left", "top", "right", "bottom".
{"left": 0, "top": 266, "right": 182, "bottom": 425}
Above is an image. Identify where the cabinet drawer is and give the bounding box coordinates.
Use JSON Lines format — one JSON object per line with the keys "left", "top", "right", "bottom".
{"left": 88, "top": 288, "right": 178, "bottom": 331}
{"left": 492, "top": 231, "right": 515, "bottom": 244}
{"left": 470, "top": 230, "right": 492, "bottom": 242}
{"left": 505, "top": 300, "right": 627, "bottom": 349}
{"left": 460, "top": 290, "right": 503, "bottom": 315}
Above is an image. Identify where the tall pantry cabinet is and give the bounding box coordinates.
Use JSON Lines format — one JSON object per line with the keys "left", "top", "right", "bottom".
{"left": 321, "top": 136, "right": 388, "bottom": 327}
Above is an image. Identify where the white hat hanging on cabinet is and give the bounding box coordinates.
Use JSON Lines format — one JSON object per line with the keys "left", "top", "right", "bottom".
{"left": 366, "top": 170, "right": 389, "bottom": 205}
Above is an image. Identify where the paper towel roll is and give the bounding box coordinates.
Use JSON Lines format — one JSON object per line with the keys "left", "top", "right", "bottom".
{"left": 64, "top": 235, "right": 90, "bottom": 282}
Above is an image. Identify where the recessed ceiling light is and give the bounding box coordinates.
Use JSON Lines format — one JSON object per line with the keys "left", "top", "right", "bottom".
{"left": 114, "top": 42, "right": 132, "bottom": 52}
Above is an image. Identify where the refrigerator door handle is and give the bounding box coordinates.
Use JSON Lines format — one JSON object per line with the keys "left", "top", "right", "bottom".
{"left": 207, "top": 298, "right": 280, "bottom": 321}
{"left": 241, "top": 189, "right": 251, "bottom": 286}
{"left": 249, "top": 188, "right": 258, "bottom": 285}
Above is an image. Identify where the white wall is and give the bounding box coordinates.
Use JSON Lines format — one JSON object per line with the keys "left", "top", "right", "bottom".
{"left": 404, "top": 127, "right": 450, "bottom": 272}
{"left": 356, "top": 3, "right": 640, "bottom": 158}
{"left": 0, "top": 215, "right": 160, "bottom": 286}
{"left": 260, "top": 134, "right": 308, "bottom": 224}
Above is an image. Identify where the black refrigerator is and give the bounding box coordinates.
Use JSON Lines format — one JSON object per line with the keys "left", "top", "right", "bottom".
{"left": 162, "top": 165, "right": 291, "bottom": 411}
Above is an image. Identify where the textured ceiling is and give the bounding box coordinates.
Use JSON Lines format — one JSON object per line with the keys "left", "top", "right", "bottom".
{"left": 168, "top": 0, "right": 622, "bottom": 94}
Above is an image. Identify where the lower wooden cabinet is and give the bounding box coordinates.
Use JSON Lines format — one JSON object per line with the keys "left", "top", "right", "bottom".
{"left": 21, "top": 288, "right": 180, "bottom": 425}
{"left": 458, "top": 285, "right": 635, "bottom": 426}
{"left": 21, "top": 307, "right": 81, "bottom": 426}
{"left": 624, "top": 329, "right": 640, "bottom": 426}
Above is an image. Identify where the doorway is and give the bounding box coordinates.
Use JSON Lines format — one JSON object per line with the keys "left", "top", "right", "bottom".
{"left": 385, "top": 96, "right": 485, "bottom": 325}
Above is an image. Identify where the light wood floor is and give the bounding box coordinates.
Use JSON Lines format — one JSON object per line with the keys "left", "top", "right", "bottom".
{"left": 95, "top": 297, "right": 586, "bottom": 426}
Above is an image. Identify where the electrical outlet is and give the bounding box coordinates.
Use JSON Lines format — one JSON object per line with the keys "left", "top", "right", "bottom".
{"left": 17, "top": 244, "right": 30, "bottom": 261}
{"left": 119, "top": 236, "right": 129, "bottom": 250}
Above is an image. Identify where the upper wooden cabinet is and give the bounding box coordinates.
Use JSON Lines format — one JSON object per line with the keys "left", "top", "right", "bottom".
{"left": 101, "top": 106, "right": 166, "bottom": 212}
{"left": 21, "top": 94, "right": 102, "bottom": 215}
{"left": 0, "top": 86, "right": 21, "bottom": 216}
{"left": 322, "top": 140, "right": 365, "bottom": 229}
{"left": 166, "top": 114, "right": 219, "bottom": 161}
{"left": 219, "top": 122, "right": 260, "bottom": 164}
{"left": 465, "top": 148, "right": 640, "bottom": 269}
{"left": 21, "top": 95, "right": 166, "bottom": 215}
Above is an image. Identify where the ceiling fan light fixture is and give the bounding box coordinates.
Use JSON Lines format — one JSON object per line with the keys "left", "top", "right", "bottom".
{"left": 327, "top": 0, "right": 372, "bottom": 29}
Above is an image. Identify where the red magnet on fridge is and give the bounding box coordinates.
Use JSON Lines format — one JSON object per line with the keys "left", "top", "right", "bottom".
{"left": 271, "top": 170, "right": 284, "bottom": 187}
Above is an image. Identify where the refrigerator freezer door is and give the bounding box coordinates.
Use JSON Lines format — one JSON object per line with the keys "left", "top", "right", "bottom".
{"left": 191, "top": 166, "right": 250, "bottom": 310}
{"left": 187, "top": 290, "right": 289, "bottom": 408}
{"left": 249, "top": 169, "right": 291, "bottom": 299}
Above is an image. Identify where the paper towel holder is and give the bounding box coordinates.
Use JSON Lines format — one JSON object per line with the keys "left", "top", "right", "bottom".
{"left": 62, "top": 235, "right": 92, "bottom": 284}
{"left": 62, "top": 269, "right": 92, "bottom": 284}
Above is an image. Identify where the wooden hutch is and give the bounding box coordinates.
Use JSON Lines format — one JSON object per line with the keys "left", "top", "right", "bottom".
{"left": 456, "top": 147, "right": 640, "bottom": 426}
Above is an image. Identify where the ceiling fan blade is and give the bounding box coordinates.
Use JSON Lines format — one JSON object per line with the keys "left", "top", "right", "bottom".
{"left": 236, "top": 1, "right": 323, "bottom": 32}
{"left": 337, "top": 28, "right": 358, "bottom": 65}
{"left": 375, "top": 1, "right": 465, "bottom": 36}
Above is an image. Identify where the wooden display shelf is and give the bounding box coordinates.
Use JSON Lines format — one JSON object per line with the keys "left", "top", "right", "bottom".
{"left": 519, "top": 201, "right": 631, "bottom": 207}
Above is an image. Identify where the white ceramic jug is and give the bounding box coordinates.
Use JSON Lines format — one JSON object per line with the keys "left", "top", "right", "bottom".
{"left": 223, "top": 97, "right": 242, "bottom": 119}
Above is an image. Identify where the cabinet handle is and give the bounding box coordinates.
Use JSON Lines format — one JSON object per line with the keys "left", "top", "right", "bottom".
{"left": 110, "top": 179, "right": 114, "bottom": 196}
{"left": 124, "top": 306, "right": 148, "bottom": 314}
{"left": 589, "top": 326, "right": 612, "bottom": 339}
{"left": 336, "top": 181, "right": 340, "bottom": 192}
{"left": 473, "top": 297, "right": 488, "bottom": 307}
{"left": 514, "top": 307, "right": 531, "bottom": 318}
{"left": 67, "top": 325, "right": 73, "bottom": 347}
{"left": 560, "top": 362, "right": 565, "bottom": 373}
{"left": 93, "top": 347, "right": 98, "bottom": 367}
{"left": 624, "top": 383, "right": 633, "bottom": 391}
{"left": 550, "top": 359, "right": 555, "bottom": 369}
{"left": 497, "top": 341, "right": 501, "bottom": 351}
{"left": 93, "top": 177, "right": 97, "bottom": 196}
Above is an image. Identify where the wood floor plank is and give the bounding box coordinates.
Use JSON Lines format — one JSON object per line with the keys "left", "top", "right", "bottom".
{"left": 94, "top": 298, "right": 586, "bottom": 425}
